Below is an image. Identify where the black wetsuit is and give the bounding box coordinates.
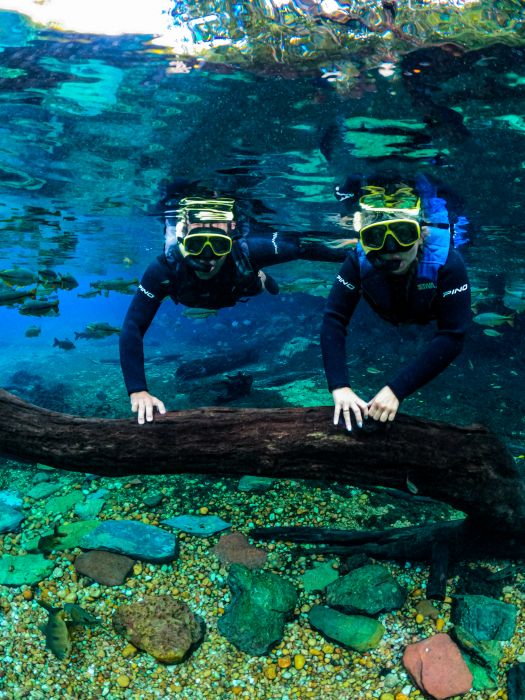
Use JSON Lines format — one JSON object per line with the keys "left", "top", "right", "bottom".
{"left": 120, "top": 229, "right": 345, "bottom": 395}
{"left": 320, "top": 247, "right": 471, "bottom": 401}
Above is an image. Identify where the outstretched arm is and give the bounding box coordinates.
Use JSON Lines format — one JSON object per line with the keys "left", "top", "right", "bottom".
{"left": 385, "top": 250, "right": 471, "bottom": 403}
{"left": 119, "top": 258, "right": 170, "bottom": 422}
{"left": 321, "top": 253, "right": 366, "bottom": 429}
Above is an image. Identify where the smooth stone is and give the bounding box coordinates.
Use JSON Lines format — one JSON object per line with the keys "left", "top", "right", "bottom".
{"left": 75, "top": 499, "right": 105, "bottom": 520}
{"left": 238, "top": 476, "right": 275, "bottom": 493}
{"left": 75, "top": 550, "right": 135, "bottom": 586}
{"left": 87, "top": 488, "right": 110, "bottom": 501}
{"left": 26, "top": 482, "right": 62, "bottom": 499}
{"left": 218, "top": 563, "right": 297, "bottom": 655}
{"left": 31, "top": 472, "right": 51, "bottom": 485}
{"left": 80, "top": 519, "right": 178, "bottom": 563}
{"left": 308, "top": 605, "right": 385, "bottom": 651}
{"left": 0, "top": 504, "right": 25, "bottom": 534}
{"left": 452, "top": 594, "right": 517, "bottom": 641}
{"left": 44, "top": 491, "right": 84, "bottom": 516}
{"left": 0, "top": 490, "right": 23, "bottom": 509}
{"left": 113, "top": 596, "right": 204, "bottom": 663}
{"left": 162, "top": 514, "right": 231, "bottom": 537}
{"left": 212, "top": 531, "right": 267, "bottom": 569}
{"left": 0, "top": 553, "right": 55, "bottom": 586}
{"left": 326, "top": 564, "right": 406, "bottom": 615}
{"left": 22, "top": 519, "right": 101, "bottom": 553}
{"left": 300, "top": 560, "right": 339, "bottom": 593}
{"left": 143, "top": 493, "right": 164, "bottom": 508}
{"left": 403, "top": 634, "right": 473, "bottom": 700}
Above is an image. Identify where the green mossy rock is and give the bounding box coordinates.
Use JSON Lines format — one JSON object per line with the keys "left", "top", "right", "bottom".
{"left": 308, "top": 605, "right": 385, "bottom": 652}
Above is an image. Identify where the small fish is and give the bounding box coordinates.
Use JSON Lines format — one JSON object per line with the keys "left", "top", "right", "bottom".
{"left": 0, "top": 285, "right": 36, "bottom": 303}
{"left": 74, "top": 322, "right": 121, "bottom": 340}
{"left": 122, "top": 257, "right": 133, "bottom": 267}
{"left": 77, "top": 289, "right": 102, "bottom": 299}
{"left": 366, "top": 367, "right": 381, "bottom": 374}
{"left": 63, "top": 603, "right": 101, "bottom": 627}
{"left": 86, "top": 322, "right": 121, "bottom": 335}
{"left": 0, "top": 266, "right": 39, "bottom": 286}
{"left": 90, "top": 278, "right": 138, "bottom": 293}
{"left": 19, "top": 296, "right": 59, "bottom": 316}
{"left": 473, "top": 312, "right": 514, "bottom": 327}
{"left": 57, "top": 273, "right": 79, "bottom": 291}
{"left": 182, "top": 308, "right": 218, "bottom": 319}
{"left": 53, "top": 338, "right": 75, "bottom": 350}
{"left": 38, "top": 600, "right": 72, "bottom": 660}
{"left": 25, "top": 325, "right": 41, "bottom": 337}
{"left": 36, "top": 523, "right": 67, "bottom": 553}
{"left": 483, "top": 328, "right": 502, "bottom": 337}
{"left": 406, "top": 475, "right": 418, "bottom": 495}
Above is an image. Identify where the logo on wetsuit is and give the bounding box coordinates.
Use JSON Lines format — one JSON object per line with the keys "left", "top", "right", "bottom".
{"left": 442, "top": 283, "right": 468, "bottom": 298}
{"left": 138, "top": 284, "right": 155, "bottom": 299}
{"left": 337, "top": 274, "right": 355, "bottom": 290}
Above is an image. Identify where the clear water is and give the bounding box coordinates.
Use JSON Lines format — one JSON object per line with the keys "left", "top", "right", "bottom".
{"left": 0, "top": 5, "right": 524, "bottom": 697}
{"left": 1, "top": 13, "right": 524, "bottom": 446}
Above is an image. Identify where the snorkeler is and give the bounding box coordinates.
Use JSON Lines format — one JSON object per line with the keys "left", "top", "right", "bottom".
{"left": 321, "top": 174, "right": 471, "bottom": 430}
{"left": 120, "top": 195, "right": 347, "bottom": 424}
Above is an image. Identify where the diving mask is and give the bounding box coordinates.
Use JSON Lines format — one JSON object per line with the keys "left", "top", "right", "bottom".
{"left": 181, "top": 229, "right": 233, "bottom": 257}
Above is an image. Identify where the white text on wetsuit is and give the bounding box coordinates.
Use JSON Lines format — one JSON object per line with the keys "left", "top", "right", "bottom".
{"left": 138, "top": 284, "right": 155, "bottom": 299}
{"left": 442, "top": 283, "right": 468, "bottom": 298}
{"left": 337, "top": 274, "right": 355, "bottom": 290}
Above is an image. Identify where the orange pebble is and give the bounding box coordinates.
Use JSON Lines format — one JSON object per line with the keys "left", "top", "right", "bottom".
{"left": 22, "top": 589, "right": 33, "bottom": 601}
{"left": 277, "top": 656, "right": 291, "bottom": 669}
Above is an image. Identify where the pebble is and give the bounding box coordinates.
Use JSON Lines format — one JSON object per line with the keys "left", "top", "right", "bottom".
{"left": 264, "top": 664, "right": 277, "bottom": 680}
{"left": 294, "top": 654, "right": 306, "bottom": 670}
{"left": 116, "top": 675, "right": 130, "bottom": 688}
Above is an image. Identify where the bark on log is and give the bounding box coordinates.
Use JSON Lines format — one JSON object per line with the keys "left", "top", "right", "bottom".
{"left": 1, "top": 389, "right": 523, "bottom": 535}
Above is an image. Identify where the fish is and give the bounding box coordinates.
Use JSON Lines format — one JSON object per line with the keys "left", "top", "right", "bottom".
{"left": 25, "top": 325, "right": 41, "bottom": 337}
{"left": 36, "top": 523, "right": 67, "bottom": 553}
{"left": 57, "top": 273, "right": 79, "bottom": 291}
{"left": 366, "top": 367, "right": 381, "bottom": 374}
{"left": 53, "top": 338, "right": 75, "bottom": 350}
{"left": 473, "top": 312, "right": 514, "bottom": 327}
{"left": 0, "top": 286, "right": 36, "bottom": 303}
{"left": 63, "top": 603, "right": 101, "bottom": 627}
{"left": 406, "top": 476, "right": 418, "bottom": 495}
{"left": 19, "top": 296, "right": 59, "bottom": 316}
{"left": 86, "top": 322, "right": 121, "bottom": 335}
{"left": 74, "top": 322, "right": 121, "bottom": 340}
{"left": 38, "top": 600, "right": 72, "bottom": 660}
{"left": 483, "top": 328, "right": 503, "bottom": 337}
{"left": 122, "top": 257, "right": 133, "bottom": 267}
{"left": 0, "top": 267, "right": 39, "bottom": 286}
{"left": 77, "top": 289, "right": 102, "bottom": 299}
{"left": 182, "top": 308, "right": 218, "bottom": 319}
{"left": 503, "top": 293, "right": 525, "bottom": 314}
{"left": 89, "top": 278, "right": 138, "bottom": 294}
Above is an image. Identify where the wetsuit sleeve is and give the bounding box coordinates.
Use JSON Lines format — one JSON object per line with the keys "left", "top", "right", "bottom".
{"left": 320, "top": 252, "right": 362, "bottom": 391}
{"left": 119, "top": 258, "right": 170, "bottom": 395}
{"left": 387, "top": 249, "right": 471, "bottom": 401}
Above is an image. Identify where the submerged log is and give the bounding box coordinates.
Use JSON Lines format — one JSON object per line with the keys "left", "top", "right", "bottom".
{"left": 1, "top": 388, "right": 524, "bottom": 535}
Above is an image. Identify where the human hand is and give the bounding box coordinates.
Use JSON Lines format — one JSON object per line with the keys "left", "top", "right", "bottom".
{"left": 332, "top": 387, "right": 369, "bottom": 431}
{"left": 367, "top": 386, "right": 399, "bottom": 423}
{"left": 130, "top": 391, "right": 166, "bottom": 425}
